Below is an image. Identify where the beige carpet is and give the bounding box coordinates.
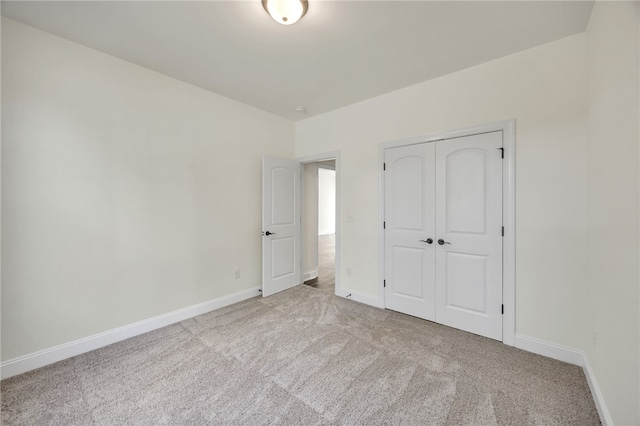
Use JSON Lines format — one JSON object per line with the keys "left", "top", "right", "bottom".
{"left": 304, "top": 233, "right": 335, "bottom": 294}
{"left": 1, "top": 285, "right": 599, "bottom": 425}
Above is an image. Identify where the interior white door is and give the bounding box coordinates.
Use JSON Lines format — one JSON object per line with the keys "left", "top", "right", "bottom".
{"left": 384, "top": 143, "right": 436, "bottom": 321}
{"left": 434, "top": 132, "right": 503, "bottom": 340}
{"left": 262, "top": 157, "right": 302, "bottom": 297}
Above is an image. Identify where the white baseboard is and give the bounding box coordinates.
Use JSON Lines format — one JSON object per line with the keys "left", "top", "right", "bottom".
{"left": 0, "top": 286, "right": 261, "bottom": 380}
{"left": 515, "top": 334, "right": 612, "bottom": 426}
{"left": 581, "top": 353, "right": 614, "bottom": 426}
{"left": 514, "top": 334, "right": 583, "bottom": 365}
{"left": 336, "top": 288, "right": 384, "bottom": 309}
{"left": 303, "top": 269, "right": 318, "bottom": 282}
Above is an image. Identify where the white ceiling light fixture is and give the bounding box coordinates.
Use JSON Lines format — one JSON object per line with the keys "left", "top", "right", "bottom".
{"left": 262, "top": 0, "right": 308, "bottom": 25}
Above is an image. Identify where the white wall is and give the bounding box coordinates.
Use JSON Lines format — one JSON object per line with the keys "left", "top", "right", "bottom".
{"left": 585, "top": 2, "right": 640, "bottom": 425}
{"left": 296, "top": 34, "right": 588, "bottom": 350}
{"left": 1, "top": 18, "right": 294, "bottom": 361}
{"left": 318, "top": 168, "right": 336, "bottom": 235}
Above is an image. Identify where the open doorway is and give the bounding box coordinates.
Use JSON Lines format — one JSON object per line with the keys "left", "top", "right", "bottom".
{"left": 302, "top": 159, "right": 336, "bottom": 294}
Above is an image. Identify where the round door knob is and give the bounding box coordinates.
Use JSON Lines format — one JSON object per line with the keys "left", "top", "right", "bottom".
{"left": 438, "top": 239, "right": 451, "bottom": 245}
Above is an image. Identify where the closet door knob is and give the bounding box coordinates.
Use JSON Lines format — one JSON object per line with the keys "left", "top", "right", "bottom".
{"left": 437, "top": 239, "right": 451, "bottom": 245}
{"left": 419, "top": 238, "right": 433, "bottom": 244}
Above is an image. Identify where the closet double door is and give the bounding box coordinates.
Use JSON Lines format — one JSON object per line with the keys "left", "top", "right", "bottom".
{"left": 384, "top": 131, "right": 503, "bottom": 340}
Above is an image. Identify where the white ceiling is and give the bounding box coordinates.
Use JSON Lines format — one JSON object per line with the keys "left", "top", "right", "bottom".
{"left": 2, "top": 1, "right": 594, "bottom": 121}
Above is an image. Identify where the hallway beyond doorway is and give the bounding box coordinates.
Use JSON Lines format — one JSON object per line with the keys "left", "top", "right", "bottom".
{"left": 303, "top": 234, "right": 335, "bottom": 294}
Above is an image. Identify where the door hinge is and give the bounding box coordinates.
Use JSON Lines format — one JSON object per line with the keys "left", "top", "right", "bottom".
{"left": 383, "top": 162, "right": 386, "bottom": 171}
{"left": 384, "top": 279, "right": 386, "bottom": 288}
{"left": 498, "top": 147, "right": 504, "bottom": 159}
{"left": 383, "top": 221, "right": 386, "bottom": 229}
{"left": 501, "top": 304, "right": 504, "bottom": 315}
{"left": 502, "top": 226, "right": 504, "bottom": 237}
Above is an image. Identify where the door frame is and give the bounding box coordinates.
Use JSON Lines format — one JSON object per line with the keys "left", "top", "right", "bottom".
{"left": 378, "top": 120, "right": 516, "bottom": 346}
{"left": 297, "top": 151, "right": 341, "bottom": 295}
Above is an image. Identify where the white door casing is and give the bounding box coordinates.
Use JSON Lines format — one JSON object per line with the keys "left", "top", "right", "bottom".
{"left": 383, "top": 130, "right": 504, "bottom": 341}
{"left": 262, "top": 157, "right": 302, "bottom": 297}
{"left": 297, "top": 151, "right": 342, "bottom": 297}
{"left": 384, "top": 143, "right": 436, "bottom": 321}
{"left": 434, "top": 132, "right": 503, "bottom": 340}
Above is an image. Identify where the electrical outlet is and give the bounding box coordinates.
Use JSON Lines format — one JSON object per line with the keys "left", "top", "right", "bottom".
{"left": 234, "top": 268, "right": 241, "bottom": 279}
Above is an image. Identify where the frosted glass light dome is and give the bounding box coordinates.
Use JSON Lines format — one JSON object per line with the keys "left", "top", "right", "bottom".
{"left": 263, "top": 0, "right": 308, "bottom": 25}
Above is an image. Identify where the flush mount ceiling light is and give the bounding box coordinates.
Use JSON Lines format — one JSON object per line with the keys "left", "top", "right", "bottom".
{"left": 262, "top": 0, "right": 308, "bottom": 25}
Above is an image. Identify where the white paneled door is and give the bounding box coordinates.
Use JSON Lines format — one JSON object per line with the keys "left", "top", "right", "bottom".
{"left": 434, "top": 132, "right": 503, "bottom": 340}
{"left": 384, "top": 143, "right": 436, "bottom": 321}
{"left": 262, "top": 157, "right": 302, "bottom": 297}
{"left": 384, "top": 131, "right": 503, "bottom": 340}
